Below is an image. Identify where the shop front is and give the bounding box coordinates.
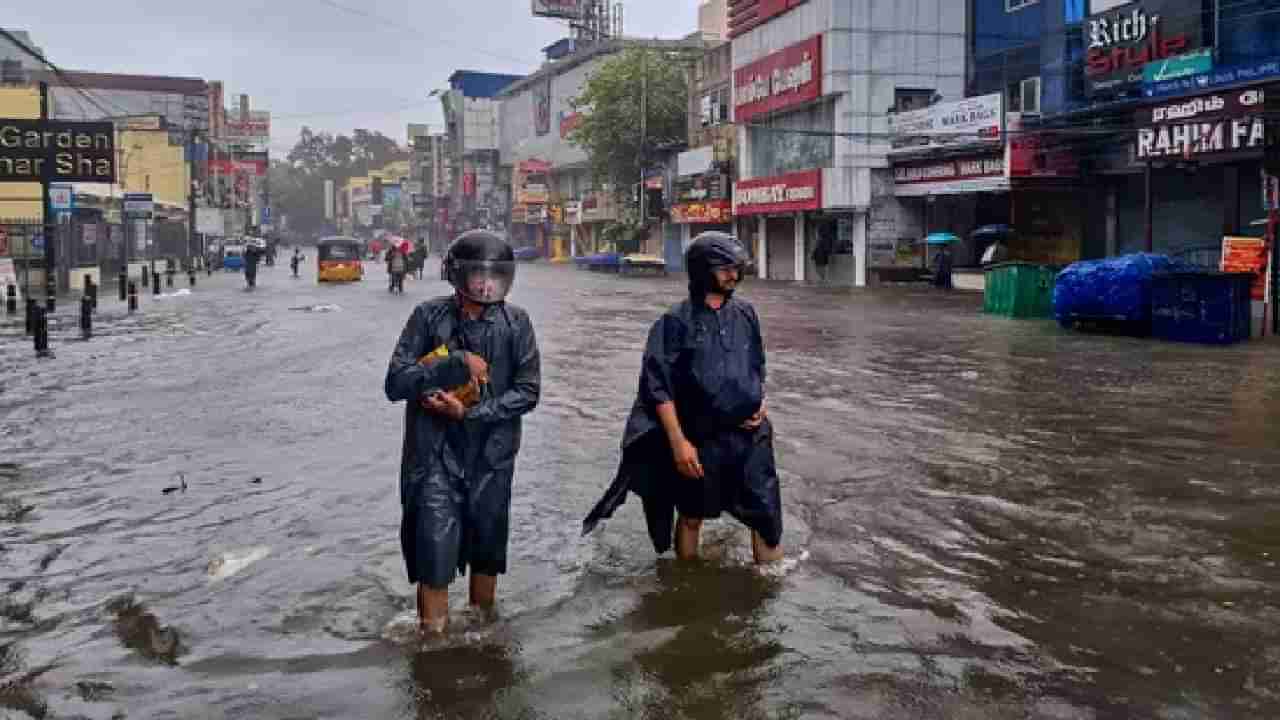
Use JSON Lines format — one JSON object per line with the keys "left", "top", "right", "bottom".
{"left": 577, "top": 190, "right": 618, "bottom": 255}
{"left": 733, "top": 169, "right": 822, "bottom": 282}
{"left": 891, "top": 152, "right": 1011, "bottom": 273}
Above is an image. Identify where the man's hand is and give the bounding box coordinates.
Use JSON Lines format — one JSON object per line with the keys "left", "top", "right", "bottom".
{"left": 421, "top": 391, "right": 466, "bottom": 421}
{"left": 463, "top": 352, "right": 490, "bottom": 385}
{"left": 672, "top": 437, "right": 704, "bottom": 479}
{"left": 740, "top": 397, "right": 768, "bottom": 430}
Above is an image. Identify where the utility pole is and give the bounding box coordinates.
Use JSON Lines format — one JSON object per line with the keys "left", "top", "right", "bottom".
{"left": 187, "top": 128, "right": 198, "bottom": 267}
{"left": 639, "top": 49, "right": 648, "bottom": 229}
{"left": 39, "top": 81, "right": 55, "bottom": 310}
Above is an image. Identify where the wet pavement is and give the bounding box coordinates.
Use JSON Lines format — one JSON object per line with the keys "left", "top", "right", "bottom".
{"left": 2, "top": 258, "right": 1280, "bottom": 719}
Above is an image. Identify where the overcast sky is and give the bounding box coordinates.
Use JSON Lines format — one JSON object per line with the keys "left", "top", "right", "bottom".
{"left": 8, "top": 0, "right": 698, "bottom": 155}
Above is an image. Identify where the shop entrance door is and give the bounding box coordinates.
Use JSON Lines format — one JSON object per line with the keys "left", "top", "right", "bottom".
{"left": 766, "top": 216, "right": 795, "bottom": 281}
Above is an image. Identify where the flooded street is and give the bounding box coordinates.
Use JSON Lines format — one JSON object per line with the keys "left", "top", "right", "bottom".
{"left": 3, "top": 260, "right": 1280, "bottom": 719}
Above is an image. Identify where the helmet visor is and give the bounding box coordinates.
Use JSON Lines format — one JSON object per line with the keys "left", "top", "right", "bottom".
{"left": 454, "top": 259, "right": 516, "bottom": 304}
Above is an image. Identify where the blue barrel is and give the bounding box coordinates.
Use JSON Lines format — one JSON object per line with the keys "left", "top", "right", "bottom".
{"left": 1150, "top": 271, "right": 1254, "bottom": 345}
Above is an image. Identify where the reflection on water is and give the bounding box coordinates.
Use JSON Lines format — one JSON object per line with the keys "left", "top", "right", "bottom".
{"left": 107, "top": 595, "right": 185, "bottom": 666}
{"left": 406, "top": 641, "right": 521, "bottom": 719}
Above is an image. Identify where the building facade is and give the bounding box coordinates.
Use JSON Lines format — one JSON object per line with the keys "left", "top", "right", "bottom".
{"left": 672, "top": 40, "right": 736, "bottom": 269}
{"left": 441, "top": 71, "right": 522, "bottom": 236}
{"left": 730, "top": 0, "right": 967, "bottom": 286}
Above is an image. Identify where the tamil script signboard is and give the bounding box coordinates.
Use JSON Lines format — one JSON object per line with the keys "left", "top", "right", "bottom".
{"left": 1135, "top": 88, "right": 1266, "bottom": 161}
{"left": 0, "top": 119, "right": 116, "bottom": 183}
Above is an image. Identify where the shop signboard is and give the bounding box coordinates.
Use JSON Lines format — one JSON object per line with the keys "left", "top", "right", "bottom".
{"left": 0, "top": 119, "right": 116, "bottom": 183}
{"left": 1005, "top": 112, "right": 1079, "bottom": 178}
{"left": 1143, "top": 56, "right": 1280, "bottom": 99}
{"left": 671, "top": 200, "right": 732, "bottom": 224}
{"left": 564, "top": 200, "right": 582, "bottom": 225}
{"left": 733, "top": 35, "right": 822, "bottom": 123}
{"left": 515, "top": 159, "right": 550, "bottom": 204}
{"left": 1085, "top": 0, "right": 1202, "bottom": 96}
{"left": 1136, "top": 88, "right": 1266, "bottom": 161}
{"left": 728, "top": 0, "right": 808, "bottom": 39}
{"left": 223, "top": 111, "right": 270, "bottom": 145}
{"left": 889, "top": 93, "right": 1003, "bottom": 153}
{"left": 1142, "top": 48, "right": 1213, "bottom": 84}
{"left": 531, "top": 0, "right": 582, "bottom": 20}
{"left": 892, "top": 154, "right": 1008, "bottom": 196}
{"left": 1222, "top": 236, "right": 1270, "bottom": 302}
{"left": 733, "top": 169, "right": 821, "bottom": 215}
{"left": 49, "top": 183, "right": 74, "bottom": 211}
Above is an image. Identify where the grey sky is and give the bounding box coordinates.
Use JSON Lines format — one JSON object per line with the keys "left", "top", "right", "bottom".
{"left": 8, "top": 1, "right": 697, "bottom": 155}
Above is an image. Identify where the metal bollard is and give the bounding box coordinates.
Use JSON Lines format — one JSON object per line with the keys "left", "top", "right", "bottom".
{"left": 33, "top": 306, "right": 50, "bottom": 357}
{"left": 25, "top": 297, "right": 36, "bottom": 335}
{"left": 188, "top": 270, "right": 197, "bottom": 288}
{"left": 118, "top": 272, "right": 127, "bottom": 301}
{"left": 127, "top": 281, "right": 138, "bottom": 313}
{"left": 166, "top": 270, "right": 174, "bottom": 288}
{"left": 45, "top": 289, "right": 54, "bottom": 313}
{"left": 152, "top": 271, "right": 160, "bottom": 296}
{"left": 141, "top": 268, "right": 148, "bottom": 287}
{"left": 80, "top": 295, "right": 92, "bottom": 340}
{"left": 5, "top": 284, "right": 15, "bottom": 315}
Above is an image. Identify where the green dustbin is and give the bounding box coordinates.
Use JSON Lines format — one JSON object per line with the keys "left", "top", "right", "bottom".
{"left": 983, "top": 262, "right": 1057, "bottom": 318}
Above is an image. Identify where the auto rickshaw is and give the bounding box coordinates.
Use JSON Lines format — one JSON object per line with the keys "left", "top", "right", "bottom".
{"left": 316, "top": 236, "right": 364, "bottom": 283}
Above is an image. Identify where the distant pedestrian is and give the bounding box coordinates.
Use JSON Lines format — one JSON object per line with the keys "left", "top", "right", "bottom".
{"left": 388, "top": 247, "right": 408, "bottom": 294}
{"left": 244, "top": 244, "right": 262, "bottom": 289}
{"left": 810, "top": 228, "right": 834, "bottom": 283}
{"left": 583, "top": 232, "right": 784, "bottom": 566}
{"left": 933, "top": 245, "right": 954, "bottom": 290}
{"left": 384, "top": 230, "right": 541, "bottom": 634}
{"left": 290, "top": 248, "right": 303, "bottom": 278}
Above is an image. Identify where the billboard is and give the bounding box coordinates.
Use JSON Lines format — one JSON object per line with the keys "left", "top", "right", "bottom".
{"left": 734, "top": 35, "right": 822, "bottom": 123}
{"left": 0, "top": 119, "right": 116, "bottom": 183}
{"left": 1085, "top": 0, "right": 1203, "bottom": 96}
{"left": 532, "top": 0, "right": 583, "bottom": 20}
{"left": 888, "top": 93, "right": 1003, "bottom": 153}
{"left": 223, "top": 110, "right": 270, "bottom": 144}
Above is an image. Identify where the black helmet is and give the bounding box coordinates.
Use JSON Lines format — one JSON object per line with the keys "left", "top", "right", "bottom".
{"left": 686, "top": 232, "right": 748, "bottom": 299}
{"left": 445, "top": 230, "right": 517, "bottom": 304}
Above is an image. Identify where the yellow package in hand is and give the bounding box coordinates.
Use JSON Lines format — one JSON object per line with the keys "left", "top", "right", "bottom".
{"left": 418, "top": 344, "right": 481, "bottom": 407}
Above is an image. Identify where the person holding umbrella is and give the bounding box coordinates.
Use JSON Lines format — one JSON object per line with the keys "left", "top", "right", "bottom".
{"left": 926, "top": 233, "right": 958, "bottom": 290}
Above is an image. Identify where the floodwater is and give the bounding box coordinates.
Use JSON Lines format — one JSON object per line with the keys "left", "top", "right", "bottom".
{"left": 2, "top": 258, "right": 1280, "bottom": 719}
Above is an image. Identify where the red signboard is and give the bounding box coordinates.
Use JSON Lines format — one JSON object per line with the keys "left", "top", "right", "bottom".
{"left": 1222, "top": 236, "right": 1270, "bottom": 302}
{"left": 728, "top": 0, "right": 808, "bottom": 39}
{"left": 734, "top": 35, "right": 822, "bottom": 123}
{"left": 1006, "top": 114, "right": 1078, "bottom": 179}
{"left": 671, "top": 200, "right": 732, "bottom": 224}
{"left": 559, "top": 111, "right": 584, "bottom": 139}
{"left": 733, "top": 169, "right": 821, "bottom": 216}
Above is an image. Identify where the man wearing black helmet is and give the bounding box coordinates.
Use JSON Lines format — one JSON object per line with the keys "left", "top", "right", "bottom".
{"left": 583, "top": 232, "right": 784, "bottom": 565}
{"left": 384, "top": 230, "right": 541, "bottom": 633}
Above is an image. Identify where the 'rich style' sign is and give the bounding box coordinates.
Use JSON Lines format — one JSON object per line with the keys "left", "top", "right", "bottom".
{"left": 1136, "top": 88, "right": 1266, "bottom": 160}
{"left": 0, "top": 119, "right": 116, "bottom": 183}
{"left": 734, "top": 35, "right": 822, "bottom": 123}
{"left": 1085, "top": 0, "right": 1201, "bottom": 96}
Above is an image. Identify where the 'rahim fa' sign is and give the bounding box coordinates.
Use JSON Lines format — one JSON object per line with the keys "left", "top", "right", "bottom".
{"left": 0, "top": 119, "right": 116, "bottom": 183}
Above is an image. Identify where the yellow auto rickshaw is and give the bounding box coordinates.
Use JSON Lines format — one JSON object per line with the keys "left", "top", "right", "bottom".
{"left": 316, "top": 236, "right": 364, "bottom": 283}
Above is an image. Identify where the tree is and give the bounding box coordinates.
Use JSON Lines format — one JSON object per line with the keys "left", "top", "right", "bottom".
{"left": 568, "top": 47, "right": 691, "bottom": 192}
{"left": 271, "top": 127, "right": 409, "bottom": 237}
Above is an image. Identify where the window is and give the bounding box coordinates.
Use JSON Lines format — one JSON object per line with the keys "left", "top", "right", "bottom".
{"left": 1020, "top": 76, "right": 1041, "bottom": 114}
{"left": 1006, "top": 0, "right": 1039, "bottom": 10}
{"left": 717, "top": 87, "right": 730, "bottom": 123}
{"left": 749, "top": 100, "right": 835, "bottom": 177}
{"left": 894, "top": 88, "right": 934, "bottom": 113}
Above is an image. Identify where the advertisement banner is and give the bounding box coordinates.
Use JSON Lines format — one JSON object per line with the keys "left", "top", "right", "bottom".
{"left": 733, "top": 35, "right": 822, "bottom": 123}
{"left": 531, "top": 0, "right": 582, "bottom": 20}
{"left": 733, "top": 169, "right": 821, "bottom": 215}
{"left": 1143, "top": 56, "right": 1280, "bottom": 99}
{"left": 515, "top": 159, "right": 551, "bottom": 204}
{"left": 533, "top": 78, "right": 552, "bottom": 137}
{"left": 0, "top": 119, "right": 116, "bottom": 183}
{"left": 889, "top": 93, "right": 1003, "bottom": 153}
{"left": 1222, "top": 236, "right": 1270, "bottom": 301}
{"left": 671, "top": 200, "right": 732, "bottom": 224}
{"left": 1136, "top": 88, "right": 1266, "bottom": 161}
{"left": 1085, "top": 0, "right": 1202, "bottom": 96}
{"left": 1142, "top": 47, "right": 1213, "bottom": 84}
{"left": 892, "top": 154, "right": 1008, "bottom": 196}
{"left": 196, "top": 208, "right": 224, "bottom": 235}
{"left": 223, "top": 111, "right": 270, "bottom": 144}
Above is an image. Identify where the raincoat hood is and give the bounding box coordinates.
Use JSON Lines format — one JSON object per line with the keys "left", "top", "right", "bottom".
{"left": 686, "top": 232, "right": 747, "bottom": 300}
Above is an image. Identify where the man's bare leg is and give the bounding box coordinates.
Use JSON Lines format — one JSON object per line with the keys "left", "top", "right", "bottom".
{"left": 469, "top": 574, "right": 497, "bottom": 610}
{"left": 417, "top": 584, "right": 449, "bottom": 634}
{"left": 676, "top": 516, "right": 703, "bottom": 560}
{"left": 751, "top": 531, "right": 783, "bottom": 565}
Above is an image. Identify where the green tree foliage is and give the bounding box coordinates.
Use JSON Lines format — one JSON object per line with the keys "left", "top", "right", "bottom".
{"left": 270, "top": 127, "right": 407, "bottom": 236}
{"left": 567, "top": 47, "right": 690, "bottom": 190}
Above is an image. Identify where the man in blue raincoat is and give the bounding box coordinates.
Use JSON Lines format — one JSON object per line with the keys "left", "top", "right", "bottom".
{"left": 583, "top": 232, "right": 783, "bottom": 564}
{"left": 385, "top": 230, "right": 540, "bottom": 633}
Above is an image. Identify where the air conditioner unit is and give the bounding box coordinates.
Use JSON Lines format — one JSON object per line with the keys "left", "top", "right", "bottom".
{"left": 1020, "top": 77, "right": 1042, "bottom": 115}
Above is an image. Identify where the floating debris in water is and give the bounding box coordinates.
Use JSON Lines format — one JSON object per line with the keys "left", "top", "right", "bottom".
{"left": 207, "top": 547, "right": 270, "bottom": 582}
{"left": 288, "top": 304, "right": 342, "bottom": 313}
{"left": 161, "top": 473, "right": 187, "bottom": 495}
